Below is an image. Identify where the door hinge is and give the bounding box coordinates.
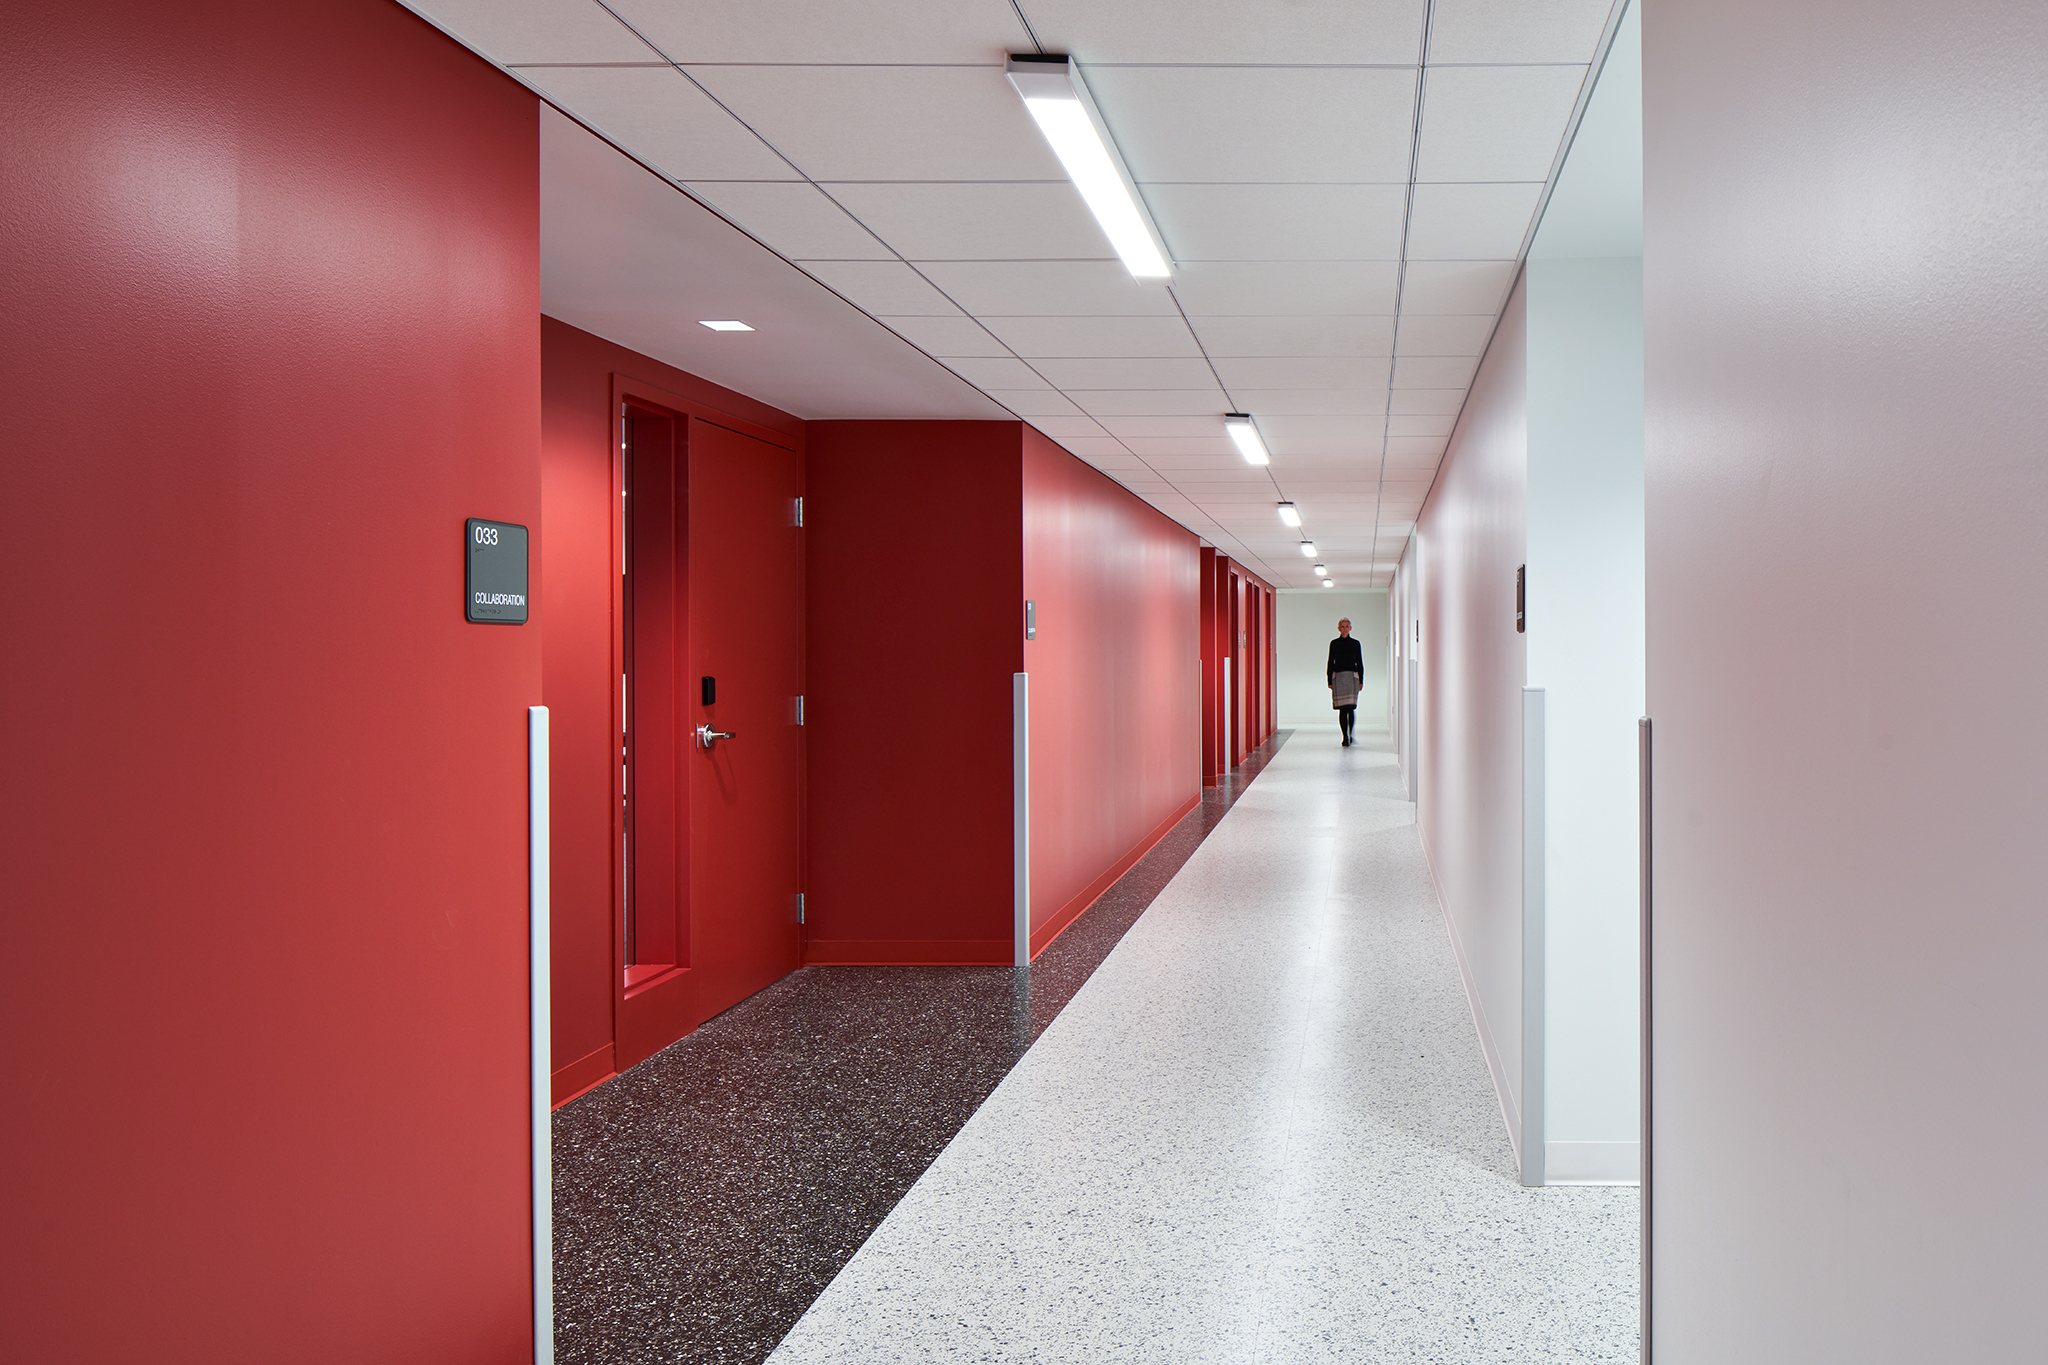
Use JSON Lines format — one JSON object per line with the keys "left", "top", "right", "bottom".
{"left": 795, "top": 694, "right": 805, "bottom": 726}
{"left": 794, "top": 495, "right": 804, "bottom": 527}
{"left": 796, "top": 892, "right": 806, "bottom": 925}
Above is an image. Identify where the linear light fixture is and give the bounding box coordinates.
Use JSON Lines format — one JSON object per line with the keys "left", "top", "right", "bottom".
{"left": 698, "top": 320, "right": 753, "bottom": 332}
{"left": 1276, "top": 501, "right": 1301, "bottom": 527}
{"left": 1313, "top": 563, "right": 1328, "bottom": 577}
{"left": 1322, "top": 579, "right": 1336, "bottom": 588}
{"left": 1006, "top": 55, "right": 1172, "bottom": 280}
{"left": 1224, "top": 414, "right": 1269, "bottom": 466}
{"left": 1299, "top": 541, "right": 1317, "bottom": 558}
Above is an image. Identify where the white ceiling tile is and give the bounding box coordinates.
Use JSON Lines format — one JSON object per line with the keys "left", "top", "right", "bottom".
{"left": 688, "top": 182, "right": 890, "bottom": 259}
{"left": 1029, "top": 0, "right": 1427, "bottom": 62}
{"left": 1097, "top": 415, "right": 1235, "bottom": 440}
{"left": 1083, "top": 67, "right": 1418, "bottom": 182}
{"left": 1416, "top": 65, "right": 1587, "bottom": 182}
{"left": 1429, "top": 0, "right": 1616, "bottom": 63}
{"left": 801, "top": 260, "right": 960, "bottom": 315}
{"left": 1406, "top": 183, "right": 1545, "bottom": 259}
{"left": 985, "top": 389, "right": 1085, "bottom": 417}
{"left": 1191, "top": 316, "right": 1397, "bottom": 358}
{"left": 916, "top": 262, "right": 1178, "bottom": 317}
{"left": 605, "top": 0, "right": 1029, "bottom": 63}
{"left": 538, "top": 105, "right": 1007, "bottom": 422}
{"left": 1171, "top": 262, "right": 1401, "bottom": 317}
{"left": 980, "top": 315, "right": 1201, "bottom": 359}
{"left": 829, "top": 182, "right": 1108, "bottom": 261}
{"left": 417, "top": 0, "right": 659, "bottom": 62}
{"left": 1388, "top": 388, "right": 1466, "bottom": 416}
{"left": 1054, "top": 436, "right": 1133, "bottom": 458}
{"left": 1400, "top": 260, "right": 1520, "bottom": 314}
{"left": 1211, "top": 357, "right": 1393, "bottom": 390}
{"left": 879, "top": 314, "right": 1009, "bottom": 356}
{"left": 1145, "top": 186, "right": 1407, "bottom": 262}
{"left": 1392, "top": 355, "right": 1480, "bottom": 388}
{"left": 1389, "top": 436, "right": 1451, "bottom": 461}
{"left": 1260, "top": 415, "right": 1387, "bottom": 453}
{"left": 1032, "top": 358, "right": 1218, "bottom": 388}
{"left": 1396, "top": 314, "right": 1499, "bottom": 354}
{"left": 522, "top": 67, "right": 793, "bottom": 180}
{"left": 1387, "top": 413, "right": 1458, "bottom": 437}
{"left": 686, "top": 65, "right": 1062, "bottom": 181}
{"left": 1026, "top": 415, "right": 1112, "bottom": 438}
{"left": 1070, "top": 389, "right": 1231, "bottom": 417}
{"left": 1121, "top": 438, "right": 1239, "bottom": 457}
{"left": 941, "top": 357, "right": 1051, "bottom": 388}
{"left": 1234, "top": 389, "right": 1390, "bottom": 416}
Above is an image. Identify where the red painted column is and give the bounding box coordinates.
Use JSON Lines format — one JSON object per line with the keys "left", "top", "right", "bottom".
{"left": 1, "top": 1, "right": 542, "bottom": 1358}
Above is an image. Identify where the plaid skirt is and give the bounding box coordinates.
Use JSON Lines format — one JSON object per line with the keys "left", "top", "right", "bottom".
{"left": 1330, "top": 671, "right": 1360, "bottom": 707}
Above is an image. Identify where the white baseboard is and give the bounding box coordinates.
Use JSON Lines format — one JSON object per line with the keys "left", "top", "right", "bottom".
{"left": 1545, "top": 1140, "right": 1639, "bottom": 1185}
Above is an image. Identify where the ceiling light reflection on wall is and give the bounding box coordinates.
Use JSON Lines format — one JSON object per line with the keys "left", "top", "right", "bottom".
{"left": 1224, "top": 414, "right": 1269, "bottom": 466}
{"left": 1276, "top": 502, "right": 1301, "bottom": 527}
{"left": 1299, "top": 541, "right": 1317, "bottom": 557}
{"left": 698, "top": 320, "right": 754, "bottom": 332}
{"left": 1007, "top": 55, "right": 1172, "bottom": 280}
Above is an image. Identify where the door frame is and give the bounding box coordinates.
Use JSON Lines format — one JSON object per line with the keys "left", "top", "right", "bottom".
{"left": 607, "top": 371, "right": 804, "bottom": 1071}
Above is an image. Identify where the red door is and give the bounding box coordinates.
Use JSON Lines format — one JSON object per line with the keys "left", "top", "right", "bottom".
{"left": 688, "top": 417, "right": 803, "bottom": 1020}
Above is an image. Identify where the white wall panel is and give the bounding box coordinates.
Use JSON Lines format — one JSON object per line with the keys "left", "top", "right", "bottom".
{"left": 1414, "top": 273, "right": 1528, "bottom": 1152}
{"left": 1647, "top": 0, "right": 2048, "bottom": 1353}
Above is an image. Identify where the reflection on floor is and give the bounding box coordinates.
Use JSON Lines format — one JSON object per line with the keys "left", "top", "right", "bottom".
{"left": 551, "top": 734, "right": 1292, "bottom": 1365}
{"left": 770, "top": 727, "right": 1638, "bottom": 1363}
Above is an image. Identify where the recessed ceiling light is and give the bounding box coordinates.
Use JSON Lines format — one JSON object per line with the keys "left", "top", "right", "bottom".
{"left": 698, "top": 320, "right": 754, "bottom": 332}
{"left": 1322, "top": 579, "right": 1336, "bottom": 588}
{"left": 1224, "top": 414, "right": 1269, "bottom": 466}
{"left": 1276, "top": 502, "right": 1301, "bottom": 527}
{"left": 1299, "top": 541, "right": 1317, "bottom": 557}
{"left": 1006, "top": 56, "right": 1172, "bottom": 280}
{"left": 1313, "top": 563, "right": 1328, "bottom": 577}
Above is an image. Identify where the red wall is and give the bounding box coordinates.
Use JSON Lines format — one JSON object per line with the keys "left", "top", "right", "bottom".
{"left": 803, "top": 421, "right": 1024, "bottom": 962}
{"left": 1024, "top": 428, "right": 1203, "bottom": 953}
{"left": 0, "top": 2, "right": 541, "bottom": 1360}
{"left": 541, "top": 318, "right": 803, "bottom": 1094}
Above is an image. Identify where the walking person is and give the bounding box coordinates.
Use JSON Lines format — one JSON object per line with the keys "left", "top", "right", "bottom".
{"left": 1327, "top": 618, "right": 1364, "bottom": 747}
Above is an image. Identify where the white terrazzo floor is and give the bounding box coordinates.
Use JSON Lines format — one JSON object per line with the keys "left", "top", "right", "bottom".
{"left": 769, "top": 727, "right": 1638, "bottom": 1363}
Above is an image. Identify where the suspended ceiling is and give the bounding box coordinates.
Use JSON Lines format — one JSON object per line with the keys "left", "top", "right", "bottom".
{"left": 407, "top": 0, "right": 1625, "bottom": 588}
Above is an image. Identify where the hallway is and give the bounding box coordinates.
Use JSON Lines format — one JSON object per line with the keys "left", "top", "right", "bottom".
{"left": 771, "top": 729, "right": 1637, "bottom": 1362}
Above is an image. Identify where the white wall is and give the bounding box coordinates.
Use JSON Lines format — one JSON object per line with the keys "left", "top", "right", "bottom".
{"left": 1523, "top": 0, "right": 1643, "bottom": 1185}
{"left": 1648, "top": 0, "right": 2048, "bottom": 1355}
{"left": 1276, "top": 589, "right": 1387, "bottom": 728}
{"left": 1412, "top": 274, "right": 1529, "bottom": 1156}
{"left": 1526, "top": 258, "right": 1644, "bottom": 1180}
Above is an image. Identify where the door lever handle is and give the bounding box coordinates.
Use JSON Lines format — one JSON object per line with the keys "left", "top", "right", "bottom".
{"left": 695, "top": 723, "right": 737, "bottom": 750}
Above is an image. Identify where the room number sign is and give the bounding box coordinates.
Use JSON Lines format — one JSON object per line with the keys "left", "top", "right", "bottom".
{"left": 465, "top": 517, "right": 529, "bottom": 624}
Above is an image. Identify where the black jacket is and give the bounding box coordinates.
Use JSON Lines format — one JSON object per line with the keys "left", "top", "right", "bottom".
{"left": 1327, "top": 635, "right": 1364, "bottom": 684}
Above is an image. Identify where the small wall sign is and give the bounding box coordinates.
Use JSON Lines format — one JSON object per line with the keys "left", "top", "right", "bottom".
{"left": 466, "top": 518, "right": 529, "bottom": 624}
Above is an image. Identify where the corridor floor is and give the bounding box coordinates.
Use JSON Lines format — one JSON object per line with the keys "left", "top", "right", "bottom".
{"left": 768, "top": 727, "right": 1638, "bottom": 1363}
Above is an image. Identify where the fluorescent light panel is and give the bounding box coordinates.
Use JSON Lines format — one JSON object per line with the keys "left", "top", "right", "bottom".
{"left": 1006, "top": 56, "right": 1171, "bottom": 280}
{"left": 1299, "top": 541, "right": 1317, "bottom": 557}
{"left": 1224, "top": 414, "right": 1269, "bottom": 466}
{"left": 698, "top": 320, "right": 753, "bottom": 332}
{"left": 1276, "top": 501, "right": 1301, "bottom": 527}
